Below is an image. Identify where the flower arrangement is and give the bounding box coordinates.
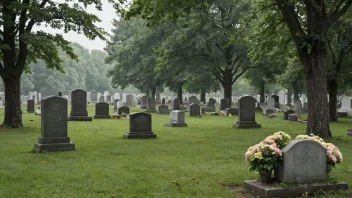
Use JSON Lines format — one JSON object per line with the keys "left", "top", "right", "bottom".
{"left": 245, "top": 131, "right": 291, "bottom": 172}
{"left": 295, "top": 134, "right": 343, "bottom": 167}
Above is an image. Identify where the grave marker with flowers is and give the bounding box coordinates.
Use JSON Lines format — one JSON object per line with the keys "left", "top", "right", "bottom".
{"left": 244, "top": 132, "right": 348, "bottom": 198}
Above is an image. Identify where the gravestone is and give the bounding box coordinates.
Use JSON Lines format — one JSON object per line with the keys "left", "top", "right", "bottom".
{"left": 146, "top": 98, "right": 157, "bottom": 113}
{"left": 113, "top": 103, "right": 117, "bottom": 112}
{"left": 140, "top": 95, "right": 148, "bottom": 109}
{"left": 58, "top": 92, "right": 63, "bottom": 96}
{"left": 33, "top": 96, "right": 75, "bottom": 152}
{"left": 206, "top": 98, "right": 216, "bottom": 112}
{"left": 90, "top": 90, "right": 98, "bottom": 102}
{"left": 267, "top": 97, "right": 275, "bottom": 109}
{"left": 277, "top": 140, "right": 326, "bottom": 183}
{"left": 117, "top": 101, "right": 125, "bottom": 108}
{"left": 98, "top": 96, "right": 104, "bottom": 103}
{"left": 220, "top": 98, "right": 230, "bottom": 111}
{"left": 118, "top": 106, "right": 130, "bottom": 115}
{"left": 294, "top": 100, "right": 303, "bottom": 114}
{"left": 284, "top": 110, "right": 295, "bottom": 120}
{"left": 157, "top": 104, "right": 169, "bottom": 114}
{"left": 288, "top": 114, "right": 298, "bottom": 122}
{"left": 200, "top": 102, "right": 206, "bottom": 115}
{"left": 125, "top": 94, "right": 134, "bottom": 107}
{"left": 161, "top": 98, "right": 166, "bottom": 105}
{"left": 93, "top": 102, "right": 111, "bottom": 119}
{"left": 123, "top": 112, "right": 156, "bottom": 139}
{"left": 263, "top": 108, "right": 274, "bottom": 115}
{"left": 303, "top": 102, "right": 308, "bottom": 112}
{"left": 226, "top": 108, "right": 238, "bottom": 116}
{"left": 338, "top": 96, "right": 352, "bottom": 115}
{"left": 172, "top": 98, "right": 180, "bottom": 110}
{"left": 27, "top": 100, "right": 35, "bottom": 113}
{"left": 106, "top": 95, "right": 112, "bottom": 104}
{"left": 233, "top": 96, "right": 261, "bottom": 128}
{"left": 68, "top": 89, "right": 92, "bottom": 121}
{"left": 164, "top": 110, "right": 188, "bottom": 127}
{"left": 189, "top": 103, "right": 201, "bottom": 117}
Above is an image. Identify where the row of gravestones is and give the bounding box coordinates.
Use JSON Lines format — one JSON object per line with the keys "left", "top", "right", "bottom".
{"left": 33, "top": 95, "right": 262, "bottom": 152}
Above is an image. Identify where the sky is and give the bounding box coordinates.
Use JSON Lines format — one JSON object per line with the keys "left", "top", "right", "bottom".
{"left": 35, "top": 2, "right": 119, "bottom": 51}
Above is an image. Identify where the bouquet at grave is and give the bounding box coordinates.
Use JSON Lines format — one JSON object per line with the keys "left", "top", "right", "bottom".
{"left": 245, "top": 132, "right": 291, "bottom": 172}
{"left": 295, "top": 134, "right": 343, "bottom": 167}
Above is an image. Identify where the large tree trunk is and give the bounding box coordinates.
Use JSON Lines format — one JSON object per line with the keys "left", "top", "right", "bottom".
{"left": 150, "top": 85, "right": 156, "bottom": 100}
{"left": 303, "top": 53, "right": 331, "bottom": 137}
{"left": 327, "top": 79, "right": 338, "bottom": 122}
{"left": 177, "top": 82, "right": 183, "bottom": 104}
{"left": 200, "top": 88, "right": 206, "bottom": 103}
{"left": 1, "top": 74, "right": 23, "bottom": 128}
{"left": 222, "top": 68, "right": 232, "bottom": 100}
{"left": 259, "top": 80, "right": 265, "bottom": 103}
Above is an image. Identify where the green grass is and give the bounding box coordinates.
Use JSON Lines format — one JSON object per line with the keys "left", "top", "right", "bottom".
{"left": 0, "top": 105, "right": 352, "bottom": 197}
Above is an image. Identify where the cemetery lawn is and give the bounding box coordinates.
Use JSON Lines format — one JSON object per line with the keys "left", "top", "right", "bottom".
{"left": 0, "top": 106, "right": 352, "bottom": 198}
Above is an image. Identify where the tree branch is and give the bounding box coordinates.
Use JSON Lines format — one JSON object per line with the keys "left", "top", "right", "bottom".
{"left": 328, "top": 0, "right": 352, "bottom": 26}
{"left": 25, "top": 0, "right": 50, "bottom": 32}
{"left": 232, "top": 66, "right": 258, "bottom": 84}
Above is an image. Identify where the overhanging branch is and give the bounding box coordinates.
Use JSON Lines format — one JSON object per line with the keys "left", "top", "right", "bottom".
{"left": 329, "top": 0, "right": 352, "bottom": 26}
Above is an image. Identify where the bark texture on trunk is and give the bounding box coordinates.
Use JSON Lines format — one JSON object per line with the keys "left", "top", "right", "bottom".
{"left": 177, "top": 82, "right": 183, "bottom": 104}
{"left": 150, "top": 86, "right": 156, "bottom": 100}
{"left": 259, "top": 80, "right": 265, "bottom": 103}
{"left": 222, "top": 68, "right": 232, "bottom": 100}
{"left": 200, "top": 89, "right": 206, "bottom": 103}
{"left": 328, "top": 79, "right": 338, "bottom": 122}
{"left": 286, "top": 89, "right": 292, "bottom": 104}
{"left": 1, "top": 74, "right": 23, "bottom": 128}
{"left": 292, "top": 81, "right": 300, "bottom": 101}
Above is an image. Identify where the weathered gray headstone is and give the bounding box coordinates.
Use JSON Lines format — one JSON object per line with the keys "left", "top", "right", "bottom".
{"left": 161, "top": 98, "right": 166, "bottom": 105}
{"left": 294, "top": 100, "right": 303, "bottom": 114}
{"left": 34, "top": 96, "right": 75, "bottom": 152}
{"left": 125, "top": 94, "right": 134, "bottom": 107}
{"left": 68, "top": 89, "right": 92, "bottom": 121}
{"left": 226, "top": 108, "right": 238, "bottom": 116}
{"left": 233, "top": 96, "right": 261, "bottom": 128}
{"left": 93, "top": 102, "right": 111, "bottom": 119}
{"left": 98, "top": 96, "right": 104, "bottom": 103}
{"left": 157, "top": 104, "right": 169, "bottom": 114}
{"left": 277, "top": 140, "right": 326, "bottom": 183}
{"left": 146, "top": 98, "right": 157, "bottom": 113}
{"left": 118, "top": 106, "right": 130, "bottom": 115}
{"left": 267, "top": 97, "right": 275, "bottom": 109}
{"left": 220, "top": 98, "right": 230, "bottom": 111}
{"left": 189, "top": 103, "right": 201, "bottom": 117}
{"left": 172, "top": 98, "right": 180, "bottom": 110}
{"left": 90, "top": 90, "right": 97, "bottom": 102}
{"left": 288, "top": 114, "right": 298, "bottom": 122}
{"left": 123, "top": 112, "right": 156, "bottom": 139}
{"left": 271, "top": 94, "right": 280, "bottom": 108}
{"left": 188, "top": 96, "right": 198, "bottom": 105}
{"left": 303, "top": 102, "right": 308, "bottom": 112}
{"left": 284, "top": 110, "right": 295, "bottom": 120}
{"left": 164, "top": 110, "right": 188, "bottom": 127}
{"left": 27, "top": 100, "right": 35, "bottom": 113}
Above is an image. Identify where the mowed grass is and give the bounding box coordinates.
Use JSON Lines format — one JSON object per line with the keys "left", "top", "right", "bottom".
{"left": 0, "top": 105, "right": 352, "bottom": 198}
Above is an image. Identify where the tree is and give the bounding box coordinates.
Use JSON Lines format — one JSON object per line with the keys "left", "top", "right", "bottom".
{"left": 0, "top": 0, "right": 123, "bottom": 127}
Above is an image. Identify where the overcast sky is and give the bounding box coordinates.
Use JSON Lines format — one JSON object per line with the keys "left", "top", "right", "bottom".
{"left": 36, "top": 2, "right": 119, "bottom": 51}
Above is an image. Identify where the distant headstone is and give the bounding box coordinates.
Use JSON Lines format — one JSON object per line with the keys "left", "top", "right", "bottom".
{"left": 189, "top": 103, "right": 201, "bottom": 117}
{"left": 98, "top": 96, "right": 104, "bottom": 103}
{"left": 161, "top": 98, "right": 166, "bottom": 105}
{"left": 233, "top": 96, "right": 261, "bottom": 128}
{"left": 123, "top": 112, "right": 156, "bottom": 139}
{"left": 277, "top": 140, "right": 326, "bottom": 183}
{"left": 220, "top": 98, "right": 230, "bottom": 111}
{"left": 125, "top": 94, "right": 134, "bottom": 107}
{"left": 58, "top": 92, "right": 63, "bottom": 96}
{"left": 172, "top": 98, "right": 180, "bottom": 110}
{"left": 164, "top": 110, "right": 188, "bottom": 127}
{"left": 118, "top": 106, "right": 130, "bottom": 115}
{"left": 157, "top": 104, "right": 169, "bottom": 114}
{"left": 338, "top": 96, "right": 352, "bottom": 115}
{"left": 90, "top": 90, "right": 97, "bottom": 102}
{"left": 188, "top": 96, "right": 198, "bottom": 105}
{"left": 93, "top": 102, "right": 111, "bottom": 119}
{"left": 288, "top": 114, "right": 298, "bottom": 122}
{"left": 140, "top": 95, "right": 148, "bottom": 109}
{"left": 271, "top": 95, "right": 280, "bottom": 108}
{"left": 303, "top": 102, "right": 308, "bottom": 112}
{"left": 27, "top": 100, "right": 35, "bottom": 113}
{"left": 146, "top": 98, "right": 157, "bottom": 113}
{"left": 106, "top": 95, "right": 112, "bottom": 103}
{"left": 117, "top": 101, "right": 125, "bottom": 108}
{"left": 34, "top": 96, "right": 75, "bottom": 152}
{"left": 267, "top": 97, "right": 275, "bottom": 109}
{"left": 68, "top": 89, "right": 92, "bottom": 121}
{"left": 263, "top": 108, "right": 274, "bottom": 115}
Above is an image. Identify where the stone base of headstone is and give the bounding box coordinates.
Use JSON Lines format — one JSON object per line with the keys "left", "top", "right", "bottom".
{"left": 145, "top": 110, "right": 157, "bottom": 113}
{"left": 67, "top": 116, "right": 92, "bottom": 121}
{"left": 34, "top": 141, "right": 75, "bottom": 153}
{"left": 233, "top": 121, "right": 261, "bottom": 129}
{"left": 164, "top": 121, "right": 188, "bottom": 127}
{"left": 123, "top": 132, "right": 156, "bottom": 139}
{"left": 243, "top": 180, "right": 348, "bottom": 198}
{"left": 288, "top": 114, "right": 298, "bottom": 122}
{"left": 93, "top": 115, "right": 111, "bottom": 119}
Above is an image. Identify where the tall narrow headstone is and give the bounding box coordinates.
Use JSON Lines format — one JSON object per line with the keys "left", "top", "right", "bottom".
{"left": 162, "top": 98, "right": 166, "bottom": 105}
{"left": 34, "top": 96, "right": 75, "bottom": 152}
{"left": 123, "top": 112, "right": 156, "bottom": 139}
{"left": 233, "top": 96, "right": 261, "bottom": 128}
{"left": 27, "top": 100, "right": 35, "bottom": 113}
{"left": 189, "top": 103, "right": 201, "bottom": 117}
{"left": 172, "top": 98, "right": 180, "bottom": 110}
{"left": 93, "top": 102, "right": 111, "bottom": 119}
{"left": 68, "top": 89, "right": 92, "bottom": 121}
